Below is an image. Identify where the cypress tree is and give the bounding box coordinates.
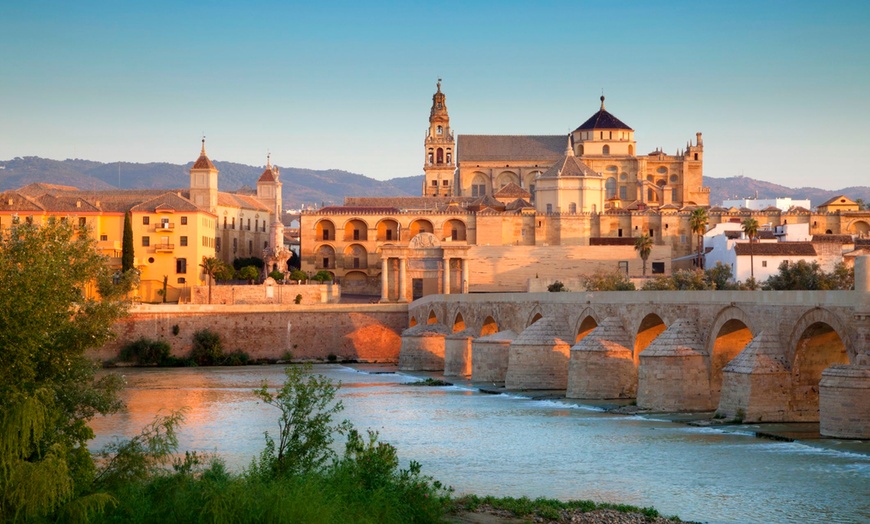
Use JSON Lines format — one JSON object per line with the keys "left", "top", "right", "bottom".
{"left": 122, "top": 210, "right": 134, "bottom": 272}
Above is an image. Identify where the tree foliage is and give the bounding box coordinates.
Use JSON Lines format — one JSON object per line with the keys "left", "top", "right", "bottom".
{"left": 633, "top": 234, "right": 653, "bottom": 276}
{"left": 689, "top": 208, "right": 708, "bottom": 269}
{"left": 199, "top": 257, "right": 224, "bottom": 304}
{"left": 763, "top": 260, "right": 854, "bottom": 290}
{"left": 0, "top": 220, "right": 130, "bottom": 520}
{"left": 252, "top": 365, "right": 351, "bottom": 478}
{"left": 121, "top": 211, "right": 134, "bottom": 273}
{"left": 238, "top": 265, "right": 260, "bottom": 283}
{"left": 582, "top": 271, "right": 636, "bottom": 291}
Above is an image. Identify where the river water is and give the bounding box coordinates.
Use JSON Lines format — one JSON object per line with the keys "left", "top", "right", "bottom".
{"left": 89, "top": 365, "right": 870, "bottom": 524}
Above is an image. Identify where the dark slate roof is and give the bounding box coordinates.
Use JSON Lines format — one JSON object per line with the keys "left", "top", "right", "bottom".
{"left": 574, "top": 98, "right": 632, "bottom": 131}
{"left": 540, "top": 155, "right": 601, "bottom": 178}
{"left": 457, "top": 135, "right": 566, "bottom": 162}
{"left": 734, "top": 242, "right": 816, "bottom": 256}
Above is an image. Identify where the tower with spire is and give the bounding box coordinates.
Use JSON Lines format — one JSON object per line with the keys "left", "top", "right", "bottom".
{"left": 423, "top": 79, "right": 456, "bottom": 196}
{"left": 189, "top": 137, "right": 219, "bottom": 213}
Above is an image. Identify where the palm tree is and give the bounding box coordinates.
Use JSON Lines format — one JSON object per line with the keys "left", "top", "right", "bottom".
{"left": 689, "top": 208, "right": 709, "bottom": 270}
{"left": 741, "top": 218, "right": 759, "bottom": 281}
{"left": 634, "top": 234, "right": 654, "bottom": 276}
{"left": 200, "top": 256, "right": 223, "bottom": 304}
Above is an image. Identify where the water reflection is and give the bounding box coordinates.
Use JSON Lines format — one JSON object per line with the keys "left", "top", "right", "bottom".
{"left": 91, "top": 365, "right": 870, "bottom": 524}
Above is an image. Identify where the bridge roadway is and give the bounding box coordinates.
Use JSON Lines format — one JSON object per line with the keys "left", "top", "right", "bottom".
{"left": 398, "top": 259, "right": 870, "bottom": 439}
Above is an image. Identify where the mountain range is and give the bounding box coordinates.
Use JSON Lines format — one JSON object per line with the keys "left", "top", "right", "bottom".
{"left": 1, "top": 156, "right": 867, "bottom": 210}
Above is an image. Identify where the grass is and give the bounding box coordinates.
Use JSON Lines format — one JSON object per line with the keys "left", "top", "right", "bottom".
{"left": 407, "top": 378, "right": 453, "bottom": 387}
{"left": 450, "top": 494, "right": 681, "bottom": 522}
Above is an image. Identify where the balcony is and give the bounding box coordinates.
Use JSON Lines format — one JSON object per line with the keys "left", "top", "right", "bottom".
{"left": 154, "top": 223, "right": 175, "bottom": 232}
{"left": 154, "top": 243, "right": 175, "bottom": 253}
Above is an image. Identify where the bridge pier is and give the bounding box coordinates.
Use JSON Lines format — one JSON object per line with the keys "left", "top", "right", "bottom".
{"left": 718, "top": 331, "right": 791, "bottom": 422}
{"left": 398, "top": 323, "right": 450, "bottom": 371}
{"left": 444, "top": 329, "right": 474, "bottom": 377}
{"left": 820, "top": 365, "right": 870, "bottom": 439}
{"left": 471, "top": 330, "right": 516, "bottom": 383}
{"left": 505, "top": 317, "right": 571, "bottom": 390}
{"left": 567, "top": 317, "right": 636, "bottom": 399}
{"left": 638, "top": 319, "right": 711, "bottom": 411}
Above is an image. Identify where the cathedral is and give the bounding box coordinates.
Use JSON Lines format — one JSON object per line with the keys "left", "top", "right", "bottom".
{"left": 425, "top": 81, "right": 709, "bottom": 211}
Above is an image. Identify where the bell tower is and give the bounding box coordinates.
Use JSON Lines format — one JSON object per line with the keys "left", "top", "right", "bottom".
{"left": 423, "top": 79, "right": 456, "bottom": 196}
{"left": 189, "top": 137, "right": 219, "bottom": 213}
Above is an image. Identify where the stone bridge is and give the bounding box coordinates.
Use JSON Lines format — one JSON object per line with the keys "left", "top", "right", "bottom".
{"left": 399, "top": 260, "right": 870, "bottom": 439}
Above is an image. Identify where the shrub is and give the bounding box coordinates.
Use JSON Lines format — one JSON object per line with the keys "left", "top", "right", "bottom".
{"left": 238, "top": 265, "right": 260, "bottom": 283}
{"left": 290, "top": 269, "right": 308, "bottom": 282}
{"left": 269, "top": 270, "right": 285, "bottom": 281}
{"left": 583, "top": 271, "right": 635, "bottom": 291}
{"left": 119, "top": 337, "right": 171, "bottom": 366}
{"left": 312, "top": 270, "right": 332, "bottom": 283}
{"left": 191, "top": 329, "right": 223, "bottom": 366}
{"left": 223, "top": 349, "right": 251, "bottom": 366}
{"left": 547, "top": 281, "right": 567, "bottom": 292}
{"left": 294, "top": 294, "right": 303, "bottom": 304}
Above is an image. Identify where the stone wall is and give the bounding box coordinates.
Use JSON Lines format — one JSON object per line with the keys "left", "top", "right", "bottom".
{"left": 189, "top": 282, "right": 339, "bottom": 305}
{"left": 89, "top": 303, "right": 407, "bottom": 363}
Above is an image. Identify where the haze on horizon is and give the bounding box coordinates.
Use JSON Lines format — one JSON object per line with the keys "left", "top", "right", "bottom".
{"left": 1, "top": 1, "right": 868, "bottom": 190}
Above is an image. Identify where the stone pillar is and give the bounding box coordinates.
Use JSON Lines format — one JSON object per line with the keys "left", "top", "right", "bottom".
{"left": 461, "top": 258, "right": 469, "bottom": 293}
{"left": 381, "top": 257, "right": 390, "bottom": 302}
{"left": 398, "top": 256, "right": 407, "bottom": 302}
{"left": 442, "top": 256, "right": 451, "bottom": 294}
{"left": 820, "top": 365, "right": 870, "bottom": 439}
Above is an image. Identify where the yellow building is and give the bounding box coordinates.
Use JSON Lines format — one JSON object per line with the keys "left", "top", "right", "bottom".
{"left": 2, "top": 141, "right": 282, "bottom": 302}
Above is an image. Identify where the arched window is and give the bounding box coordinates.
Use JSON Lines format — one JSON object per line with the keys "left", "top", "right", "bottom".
{"left": 437, "top": 125, "right": 443, "bottom": 135}
{"left": 606, "top": 177, "right": 617, "bottom": 199}
{"left": 569, "top": 203, "right": 577, "bottom": 213}
{"left": 628, "top": 144, "right": 634, "bottom": 155}
{"left": 436, "top": 148, "right": 444, "bottom": 164}
{"left": 602, "top": 144, "right": 610, "bottom": 155}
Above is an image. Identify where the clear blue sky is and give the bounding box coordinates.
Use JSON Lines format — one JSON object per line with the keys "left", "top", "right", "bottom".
{"left": 1, "top": 1, "right": 868, "bottom": 192}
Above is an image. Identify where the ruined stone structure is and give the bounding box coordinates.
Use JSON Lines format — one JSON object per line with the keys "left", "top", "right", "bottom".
{"left": 401, "top": 257, "right": 870, "bottom": 438}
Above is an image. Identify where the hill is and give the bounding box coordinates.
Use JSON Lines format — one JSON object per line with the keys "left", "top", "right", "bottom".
{"left": 1, "top": 157, "right": 867, "bottom": 210}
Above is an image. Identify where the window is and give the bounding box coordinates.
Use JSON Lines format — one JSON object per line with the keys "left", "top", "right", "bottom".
{"left": 180, "top": 236, "right": 188, "bottom": 247}
{"left": 223, "top": 217, "right": 227, "bottom": 229}
{"left": 546, "top": 203, "right": 553, "bottom": 214}
{"left": 176, "top": 258, "right": 187, "bottom": 273}
{"left": 78, "top": 217, "right": 86, "bottom": 227}
{"left": 142, "top": 236, "right": 150, "bottom": 247}
{"left": 353, "top": 230, "right": 360, "bottom": 240}
{"left": 649, "top": 229, "right": 654, "bottom": 237}
{"left": 232, "top": 217, "right": 236, "bottom": 229}
{"left": 142, "top": 216, "right": 150, "bottom": 225}
{"left": 323, "top": 257, "right": 329, "bottom": 268}
{"left": 432, "top": 180, "right": 438, "bottom": 186}
{"left": 247, "top": 219, "right": 251, "bottom": 231}
{"left": 181, "top": 216, "right": 188, "bottom": 225}
{"left": 353, "top": 257, "right": 360, "bottom": 269}
{"left": 255, "top": 219, "right": 259, "bottom": 231}
{"left": 618, "top": 228, "right": 623, "bottom": 237}
{"left": 323, "top": 230, "right": 330, "bottom": 240}
{"left": 233, "top": 238, "right": 238, "bottom": 253}
{"left": 680, "top": 235, "right": 687, "bottom": 244}
{"left": 442, "top": 180, "right": 449, "bottom": 186}
{"left": 100, "top": 234, "right": 108, "bottom": 241}
{"left": 672, "top": 188, "right": 678, "bottom": 202}
{"left": 762, "top": 261, "right": 768, "bottom": 268}
{"left": 216, "top": 238, "right": 221, "bottom": 252}
{"left": 248, "top": 240, "right": 253, "bottom": 253}
{"left": 451, "top": 228, "right": 458, "bottom": 241}
{"left": 472, "top": 184, "right": 485, "bottom": 197}
{"left": 437, "top": 125, "right": 442, "bottom": 135}
{"left": 602, "top": 145, "right": 610, "bottom": 155}
{"left": 178, "top": 277, "right": 186, "bottom": 284}
{"left": 652, "top": 262, "right": 665, "bottom": 274}
{"left": 619, "top": 186, "right": 627, "bottom": 199}
{"left": 617, "top": 261, "right": 629, "bottom": 274}
{"left": 569, "top": 203, "right": 577, "bottom": 213}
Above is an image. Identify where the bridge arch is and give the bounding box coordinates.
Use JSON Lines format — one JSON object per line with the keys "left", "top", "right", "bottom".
{"left": 573, "top": 307, "right": 600, "bottom": 343}
{"left": 452, "top": 311, "right": 466, "bottom": 333}
{"left": 526, "top": 306, "right": 544, "bottom": 329}
{"left": 789, "top": 308, "right": 851, "bottom": 420}
{"left": 480, "top": 315, "right": 499, "bottom": 336}
{"left": 409, "top": 316, "right": 417, "bottom": 328}
{"left": 427, "top": 310, "right": 439, "bottom": 325}
{"left": 633, "top": 312, "right": 667, "bottom": 362}
{"left": 706, "top": 306, "right": 755, "bottom": 406}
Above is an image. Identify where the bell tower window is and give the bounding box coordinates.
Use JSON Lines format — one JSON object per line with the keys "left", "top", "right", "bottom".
{"left": 437, "top": 125, "right": 443, "bottom": 135}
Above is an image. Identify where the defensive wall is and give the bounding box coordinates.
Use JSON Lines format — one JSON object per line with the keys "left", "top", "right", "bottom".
{"left": 400, "top": 257, "right": 870, "bottom": 438}
{"left": 90, "top": 303, "right": 407, "bottom": 363}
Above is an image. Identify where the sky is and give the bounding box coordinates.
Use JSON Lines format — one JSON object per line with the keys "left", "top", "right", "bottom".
{"left": 1, "top": 1, "right": 869, "bottom": 191}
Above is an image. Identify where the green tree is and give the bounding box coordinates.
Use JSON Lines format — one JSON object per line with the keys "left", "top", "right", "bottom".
{"left": 741, "top": 217, "right": 759, "bottom": 280}
{"left": 689, "top": 208, "right": 709, "bottom": 269}
{"left": 238, "top": 265, "right": 260, "bottom": 284}
{"left": 312, "top": 270, "right": 333, "bottom": 283}
{"left": 122, "top": 211, "right": 134, "bottom": 273}
{"left": 0, "top": 220, "right": 129, "bottom": 520}
{"left": 252, "top": 365, "right": 350, "bottom": 477}
{"left": 200, "top": 256, "right": 223, "bottom": 304}
{"left": 290, "top": 269, "right": 308, "bottom": 282}
{"left": 582, "top": 270, "right": 636, "bottom": 291}
{"left": 634, "top": 234, "right": 654, "bottom": 276}
{"left": 705, "top": 261, "right": 737, "bottom": 290}
{"left": 764, "top": 260, "right": 854, "bottom": 290}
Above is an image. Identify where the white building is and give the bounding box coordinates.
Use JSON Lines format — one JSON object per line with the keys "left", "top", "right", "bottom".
{"left": 721, "top": 197, "right": 811, "bottom": 212}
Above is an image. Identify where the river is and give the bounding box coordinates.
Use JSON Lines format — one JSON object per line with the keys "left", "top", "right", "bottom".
{"left": 89, "top": 365, "right": 870, "bottom": 524}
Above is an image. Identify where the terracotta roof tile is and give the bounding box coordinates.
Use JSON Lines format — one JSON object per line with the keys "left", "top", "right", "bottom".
{"left": 812, "top": 234, "right": 853, "bottom": 244}
{"left": 192, "top": 154, "right": 217, "bottom": 170}
{"left": 540, "top": 155, "right": 600, "bottom": 179}
{"left": 318, "top": 206, "right": 401, "bottom": 214}
{"left": 493, "top": 182, "right": 530, "bottom": 198}
{"left": 733, "top": 242, "right": 816, "bottom": 256}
